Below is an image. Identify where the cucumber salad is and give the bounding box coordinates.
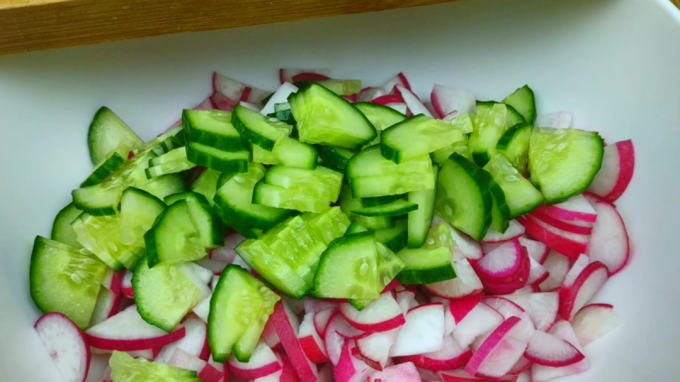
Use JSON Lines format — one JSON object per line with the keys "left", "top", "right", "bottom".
{"left": 29, "top": 69, "right": 634, "bottom": 382}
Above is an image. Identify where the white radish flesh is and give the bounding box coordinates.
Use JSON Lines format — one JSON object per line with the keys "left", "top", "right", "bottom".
{"left": 559, "top": 262, "right": 609, "bottom": 320}
{"left": 396, "top": 84, "right": 433, "bottom": 117}
{"left": 156, "top": 315, "right": 208, "bottom": 364}
{"left": 524, "top": 330, "right": 585, "bottom": 367}
{"left": 452, "top": 302, "right": 504, "bottom": 348}
{"left": 298, "top": 311, "right": 329, "bottom": 364}
{"left": 501, "top": 293, "right": 559, "bottom": 332}
{"left": 339, "top": 292, "right": 405, "bottom": 332}
{"left": 586, "top": 199, "right": 630, "bottom": 275}
{"left": 390, "top": 303, "right": 445, "bottom": 357}
{"left": 571, "top": 303, "right": 622, "bottom": 346}
{"left": 538, "top": 251, "right": 570, "bottom": 291}
{"left": 430, "top": 84, "right": 476, "bottom": 119}
{"left": 227, "top": 341, "right": 282, "bottom": 380}
{"left": 465, "top": 317, "right": 529, "bottom": 379}
{"left": 482, "top": 220, "right": 525, "bottom": 244}
{"left": 587, "top": 140, "right": 635, "bottom": 202}
{"left": 355, "top": 328, "right": 400, "bottom": 370}
{"left": 367, "top": 361, "right": 422, "bottom": 382}
{"left": 518, "top": 237, "right": 549, "bottom": 264}
{"left": 34, "top": 313, "right": 90, "bottom": 382}
{"left": 531, "top": 320, "right": 590, "bottom": 382}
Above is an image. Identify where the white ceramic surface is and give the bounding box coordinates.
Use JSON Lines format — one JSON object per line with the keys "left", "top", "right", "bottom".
{"left": 1, "top": 0, "right": 679, "bottom": 380}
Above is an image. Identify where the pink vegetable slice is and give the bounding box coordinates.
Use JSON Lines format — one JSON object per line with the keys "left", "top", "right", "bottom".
{"left": 34, "top": 313, "right": 90, "bottom": 382}
{"left": 587, "top": 139, "right": 635, "bottom": 202}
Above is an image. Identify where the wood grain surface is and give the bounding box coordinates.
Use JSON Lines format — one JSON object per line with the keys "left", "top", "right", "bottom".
{"left": 0, "top": 0, "right": 459, "bottom": 56}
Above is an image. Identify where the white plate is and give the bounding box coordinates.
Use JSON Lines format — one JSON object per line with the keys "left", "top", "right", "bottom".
{"left": 1, "top": 0, "right": 679, "bottom": 380}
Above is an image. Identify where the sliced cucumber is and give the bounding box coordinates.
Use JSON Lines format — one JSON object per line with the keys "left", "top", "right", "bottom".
{"left": 496, "top": 123, "right": 532, "bottom": 173}
{"left": 502, "top": 85, "right": 537, "bottom": 125}
{"left": 254, "top": 181, "right": 330, "bottom": 213}
{"left": 135, "top": 174, "right": 186, "bottom": 201}
{"left": 317, "top": 145, "right": 355, "bottom": 171}
{"left": 132, "top": 256, "right": 201, "bottom": 332}
{"left": 339, "top": 184, "right": 394, "bottom": 230}
{"left": 476, "top": 101, "right": 525, "bottom": 126}
{"left": 30, "top": 236, "right": 107, "bottom": 329}
{"left": 145, "top": 200, "right": 207, "bottom": 267}
{"left": 214, "top": 163, "right": 291, "bottom": 230}
{"left": 484, "top": 154, "right": 544, "bottom": 218}
{"left": 81, "top": 152, "right": 125, "bottom": 187}
{"left": 87, "top": 107, "right": 143, "bottom": 165}
{"left": 273, "top": 103, "right": 296, "bottom": 125}
{"left": 145, "top": 147, "right": 196, "bottom": 179}
{"left": 351, "top": 199, "right": 418, "bottom": 217}
{"left": 444, "top": 113, "right": 475, "bottom": 134}
{"left": 264, "top": 166, "right": 343, "bottom": 202}
{"left": 252, "top": 137, "right": 318, "bottom": 169}
{"left": 313, "top": 232, "right": 381, "bottom": 299}
{"left": 289, "top": 83, "right": 377, "bottom": 149}
{"left": 164, "top": 192, "right": 193, "bottom": 205}
{"left": 185, "top": 193, "right": 224, "bottom": 249}
{"left": 72, "top": 213, "right": 140, "bottom": 270}
{"left": 235, "top": 240, "right": 310, "bottom": 298}
{"left": 349, "top": 241, "right": 406, "bottom": 310}
{"left": 361, "top": 194, "right": 405, "bottom": 208}
{"left": 316, "top": 79, "right": 362, "bottom": 96}
{"left": 183, "top": 109, "right": 248, "bottom": 151}
{"left": 396, "top": 224, "right": 456, "bottom": 284}
{"left": 190, "top": 168, "right": 221, "bottom": 206}
{"left": 186, "top": 142, "right": 249, "bottom": 174}
{"left": 72, "top": 180, "right": 123, "bottom": 216}
{"left": 300, "top": 207, "right": 351, "bottom": 246}
{"left": 489, "top": 180, "right": 510, "bottom": 234}
{"left": 407, "top": 166, "right": 438, "bottom": 248}
{"left": 375, "top": 220, "right": 408, "bottom": 252}
{"left": 349, "top": 172, "right": 436, "bottom": 198}
{"left": 529, "top": 127, "right": 604, "bottom": 204}
{"left": 354, "top": 102, "right": 407, "bottom": 131}
{"left": 109, "top": 351, "right": 198, "bottom": 381}
{"left": 209, "top": 264, "right": 279, "bottom": 362}
{"left": 51, "top": 203, "right": 83, "bottom": 248}
{"left": 120, "top": 187, "right": 166, "bottom": 249}
{"left": 435, "top": 153, "right": 493, "bottom": 241}
{"left": 346, "top": 220, "right": 369, "bottom": 235}
{"left": 381, "top": 115, "right": 467, "bottom": 163}
{"left": 232, "top": 226, "right": 264, "bottom": 239}
{"left": 470, "top": 103, "right": 513, "bottom": 166}
{"left": 232, "top": 104, "right": 293, "bottom": 151}
{"left": 347, "top": 145, "right": 432, "bottom": 179}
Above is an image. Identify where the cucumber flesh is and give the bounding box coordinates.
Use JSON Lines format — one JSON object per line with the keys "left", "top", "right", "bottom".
{"left": 232, "top": 104, "right": 293, "bottom": 151}
{"left": 316, "top": 145, "right": 355, "bottom": 171}
{"left": 300, "top": 207, "right": 351, "bottom": 246}
{"left": 484, "top": 154, "right": 544, "bottom": 218}
{"left": 502, "top": 85, "right": 537, "bottom": 125}
{"left": 476, "top": 101, "right": 525, "bottom": 126}
{"left": 375, "top": 220, "right": 408, "bottom": 253}
{"left": 145, "top": 148, "right": 196, "bottom": 179}
{"left": 109, "top": 351, "right": 197, "bottom": 381}
{"left": 381, "top": 115, "right": 467, "bottom": 163}
{"left": 164, "top": 192, "right": 194, "bottom": 205}
{"left": 132, "top": 256, "right": 201, "bottom": 332}
{"left": 135, "top": 174, "right": 186, "bottom": 201}
{"left": 145, "top": 200, "right": 207, "bottom": 267}
{"left": 264, "top": 166, "right": 343, "bottom": 202}
{"left": 435, "top": 153, "right": 493, "bottom": 241}
{"left": 184, "top": 193, "right": 224, "bottom": 249}
{"left": 87, "top": 107, "right": 143, "bottom": 165}
{"left": 470, "top": 103, "right": 513, "bottom": 167}
{"left": 496, "top": 123, "right": 532, "bottom": 173}
{"left": 346, "top": 220, "right": 369, "bottom": 235}
{"left": 349, "top": 241, "right": 405, "bottom": 310}
{"left": 407, "top": 166, "right": 438, "bottom": 248}
{"left": 183, "top": 109, "right": 248, "bottom": 151}
{"left": 72, "top": 180, "right": 124, "bottom": 216}
{"left": 347, "top": 145, "right": 432, "bottom": 179}
{"left": 354, "top": 102, "right": 407, "bottom": 131}
{"left": 339, "top": 184, "right": 394, "bottom": 230}
{"left": 30, "top": 236, "right": 107, "bottom": 329}
{"left": 529, "top": 127, "right": 604, "bottom": 204}
{"left": 120, "top": 187, "right": 166, "bottom": 249}
{"left": 396, "top": 224, "right": 456, "bottom": 284}
{"left": 254, "top": 181, "right": 331, "bottom": 213}
{"left": 489, "top": 180, "right": 511, "bottom": 234}
{"left": 51, "top": 203, "right": 83, "bottom": 248}
{"left": 72, "top": 213, "right": 140, "bottom": 271}
{"left": 252, "top": 137, "right": 318, "bottom": 169}
{"left": 351, "top": 199, "right": 418, "bottom": 217}
{"left": 186, "top": 142, "right": 249, "bottom": 174}
{"left": 81, "top": 151, "right": 125, "bottom": 187}
{"left": 315, "top": 79, "right": 362, "bottom": 96}
{"left": 349, "top": 172, "right": 436, "bottom": 198}
{"left": 190, "top": 168, "right": 221, "bottom": 206}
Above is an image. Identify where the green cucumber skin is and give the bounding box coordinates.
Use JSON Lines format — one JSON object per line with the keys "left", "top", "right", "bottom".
{"left": 232, "top": 105, "right": 291, "bottom": 151}
{"left": 502, "top": 85, "right": 537, "bottom": 125}
{"left": 488, "top": 180, "right": 511, "bottom": 234}
{"left": 87, "top": 107, "right": 143, "bottom": 165}
{"left": 51, "top": 203, "right": 84, "bottom": 248}
{"left": 351, "top": 199, "right": 418, "bottom": 217}
{"left": 395, "top": 265, "right": 456, "bottom": 285}
{"left": 81, "top": 152, "right": 126, "bottom": 187}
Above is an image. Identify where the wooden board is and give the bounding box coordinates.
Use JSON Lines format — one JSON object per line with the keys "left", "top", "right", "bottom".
{"left": 0, "top": 0, "right": 460, "bottom": 56}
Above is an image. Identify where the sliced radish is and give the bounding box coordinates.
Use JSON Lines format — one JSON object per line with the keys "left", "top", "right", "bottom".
{"left": 90, "top": 287, "right": 122, "bottom": 327}
{"left": 501, "top": 293, "right": 559, "bottom": 331}
{"left": 194, "top": 258, "right": 229, "bottom": 275}
{"left": 334, "top": 341, "right": 376, "bottom": 382}
{"left": 571, "top": 303, "right": 622, "bottom": 346}
{"left": 529, "top": 210, "right": 593, "bottom": 235}
{"left": 559, "top": 262, "right": 609, "bottom": 320}
{"left": 354, "top": 328, "right": 399, "bottom": 370}
{"left": 430, "top": 297, "right": 455, "bottom": 335}
{"left": 277, "top": 352, "right": 302, "bottom": 382}
{"left": 538, "top": 251, "right": 570, "bottom": 291}
{"left": 101, "top": 268, "right": 124, "bottom": 296}
{"left": 395, "top": 84, "right": 433, "bottom": 117}
{"left": 198, "top": 363, "right": 226, "bottom": 382}
{"left": 177, "top": 262, "right": 213, "bottom": 301}
{"left": 367, "top": 361, "right": 422, "bottom": 382}
{"left": 340, "top": 292, "right": 405, "bottom": 332}
{"left": 390, "top": 303, "right": 445, "bottom": 357}
{"left": 304, "top": 298, "right": 338, "bottom": 315}
{"left": 562, "top": 254, "right": 590, "bottom": 289}
{"left": 314, "top": 307, "right": 337, "bottom": 337}
{"left": 440, "top": 369, "right": 519, "bottom": 381}
{"left": 317, "top": 362, "right": 334, "bottom": 382}
{"left": 122, "top": 270, "right": 134, "bottom": 299}
{"left": 587, "top": 140, "right": 635, "bottom": 202}
{"left": 382, "top": 72, "right": 412, "bottom": 93}
{"left": 168, "top": 347, "right": 207, "bottom": 372}
{"left": 34, "top": 313, "right": 90, "bottom": 382}
{"left": 156, "top": 315, "right": 209, "bottom": 364}
{"left": 430, "top": 85, "right": 475, "bottom": 120}
{"left": 586, "top": 199, "right": 630, "bottom": 275}
{"left": 262, "top": 318, "right": 282, "bottom": 349}
{"left": 416, "top": 366, "right": 443, "bottom": 382}
{"left": 507, "top": 356, "right": 532, "bottom": 376}
{"left": 481, "top": 221, "right": 525, "bottom": 244}
{"left": 424, "top": 247, "right": 483, "bottom": 299}
{"left": 452, "top": 302, "right": 504, "bottom": 348}
{"left": 482, "top": 297, "right": 526, "bottom": 319}
{"left": 448, "top": 292, "right": 484, "bottom": 325}
{"left": 324, "top": 312, "right": 347, "bottom": 366}
{"left": 227, "top": 341, "right": 282, "bottom": 380}
{"left": 96, "top": 367, "right": 112, "bottom": 382}
{"left": 85, "top": 306, "right": 185, "bottom": 351}
{"left": 424, "top": 102, "right": 439, "bottom": 118}
{"left": 531, "top": 320, "right": 589, "bottom": 382}
{"left": 538, "top": 194, "right": 597, "bottom": 223}
{"left": 524, "top": 330, "right": 584, "bottom": 367}
{"left": 193, "top": 294, "right": 211, "bottom": 323}
{"left": 438, "top": 219, "right": 484, "bottom": 263}
{"left": 298, "top": 312, "right": 329, "bottom": 364}
{"left": 261, "top": 83, "right": 299, "bottom": 115}
{"left": 397, "top": 334, "right": 472, "bottom": 371}
{"left": 270, "top": 301, "right": 318, "bottom": 382}
{"left": 527, "top": 256, "right": 549, "bottom": 287}
{"left": 279, "top": 68, "right": 330, "bottom": 84}
{"left": 512, "top": 285, "right": 540, "bottom": 294}
{"left": 210, "top": 232, "right": 243, "bottom": 263}
{"left": 213, "top": 72, "right": 271, "bottom": 104}
{"left": 239, "top": 101, "right": 262, "bottom": 112}
{"left": 473, "top": 240, "right": 526, "bottom": 283}
{"left": 516, "top": 215, "right": 589, "bottom": 260}
{"left": 328, "top": 312, "right": 367, "bottom": 340}
{"left": 534, "top": 111, "right": 573, "bottom": 128}
{"left": 211, "top": 90, "right": 237, "bottom": 111}
{"left": 464, "top": 317, "right": 530, "bottom": 379}
{"left": 358, "top": 87, "right": 386, "bottom": 102}
{"left": 372, "top": 94, "right": 405, "bottom": 106}
{"left": 396, "top": 290, "right": 417, "bottom": 315}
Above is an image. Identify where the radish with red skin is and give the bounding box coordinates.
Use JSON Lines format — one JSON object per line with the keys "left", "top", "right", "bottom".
{"left": 156, "top": 316, "right": 209, "bottom": 363}
{"left": 34, "top": 313, "right": 90, "bottom": 382}
{"left": 424, "top": 247, "right": 483, "bottom": 299}
{"left": 304, "top": 298, "right": 337, "bottom": 315}
{"left": 507, "top": 356, "right": 532, "bottom": 375}
{"left": 279, "top": 68, "right": 330, "bottom": 84}
{"left": 198, "top": 363, "right": 226, "bottom": 382}
{"left": 358, "top": 87, "right": 386, "bottom": 102}
{"left": 90, "top": 287, "right": 122, "bottom": 326}
{"left": 324, "top": 312, "right": 346, "bottom": 365}
{"left": 334, "top": 341, "right": 376, "bottom": 382}
{"left": 390, "top": 303, "right": 445, "bottom": 357}
{"left": 367, "top": 361, "right": 422, "bottom": 382}
{"left": 538, "top": 251, "right": 570, "bottom": 292}
{"left": 397, "top": 334, "right": 472, "bottom": 371}
{"left": 516, "top": 215, "right": 589, "bottom": 260}
{"left": 298, "top": 311, "right": 329, "bottom": 363}
{"left": 430, "top": 85, "right": 475, "bottom": 120}
{"left": 396, "top": 290, "right": 418, "bottom": 315}
{"left": 101, "top": 268, "right": 124, "bottom": 296}
{"left": 317, "top": 362, "right": 334, "bottom": 382}
{"left": 395, "top": 84, "right": 434, "bottom": 118}
{"left": 340, "top": 292, "right": 405, "bottom": 332}
{"left": 354, "top": 328, "right": 400, "bottom": 370}
{"left": 314, "top": 307, "right": 337, "bottom": 337}
{"left": 451, "top": 302, "right": 504, "bottom": 349}
{"left": 416, "top": 366, "right": 443, "bottom": 382}
{"left": 536, "top": 194, "right": 597, "bottom": 223}
{"left": 85, "top": 306, "right": 186, "bottom": 351}
{"left": 562, "top": 254, "right": 589, "bottom": 289}
{"left": 168, "top": 347, "right": 207, "bottom": 372}
{"left": 481, "top": 221, "right": 525, "bottom": 244}
{"left": 382, "top": 72, "right": 412, "bottom": 93}
{"left": 587, "top": 140, "right": 635, "bottom": 202}
{"left": 227, "top": 341, "right": 282, "bottom": 380}
{"left": 371, "top": 94, "right": 405, "bottom": 106}
{"left": 209, "top": 233, "right": 243, "bottom": 263}
{"left": 342, "top": 94, "right": 358, "bottom": 103}
{"left": 585, "top": 198, "right": 631, "bottom": 275}
{"left": 270, "top": 301, "right": 319, "bottom": 382}
{"left": 500, "top": 293, "right": 559, "bottom": 332}
{"left": 262, "top": 319, "right": 282, "bottom": 349}
{"left": 121, "top": 269, "right": 134, "bottom": 298}
{"left": 439, "top": 369, "right": 519, "bottom": 382}
{"left": 523, "top": 330, "right": 585, "bottom": 367}
{"left": 473, "top": 240, "right": 526, "bottom": 283}
{"left": 571, "top": 303, "right": 621, "bottom": 346}
{"left": 430, "top": 297, "right": 455, "bottom": 334}
{"left": 213, "top": 72, "right": 271, "bottom": 103}
{"left": 526, "top": 256, "right": 549, "bottom": 287}
{"left": 211, "top": 90, "right": 237, "bottom": 111}
{"left": 464, "top": 316, "right": 530, "bottom": 379}
{"left": 529, "top": 210, "right": 593, "bottom": 235}
{"left": 559, "top": 262, "right": 609, "bottom": 320}
{"left": 448, "top": 292, "right": 484, "bottom": 325}
{"left": 327, "top": 312, "right": 367, "bottom": 340}
{"left": 531, "top": 320, "right": 589, "bottom": 382}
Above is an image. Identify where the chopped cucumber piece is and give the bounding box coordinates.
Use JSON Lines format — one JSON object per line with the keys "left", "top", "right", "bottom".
{"left": 273, "top": 103, "right": 296, "bottom": 125}
{"left": 145, "top": 147, "right": 195, "bottom": 179}
{"left": 135, "top": 174, "right": 186, "bottom": 201}
{"left": 347, "top": 145, "right": 432, "bottom": 179}
{"left": 313, "top": 232, "right": 381, "bottom": 300}
{"left": 183, "top": 109, "right": 248, "bottom": 151}
{"left": 340, "top": 184, "right": 394, "bottom": 230}
{"left": 87, "top": 107, "right": 143, "bottom": 165}
{"left": 233, "top": 226, "right": 263, "bottom": 239}
{"left": 529, "top": 127, "right": 604, "bottom": 204}
{"left": 349, "top": 241, "right": 406, "bottom": 310}
{"left": 30, "top": 237, "right": 107, "bottom": 329}
{"left": 164, "top": 192, "right": 193, "bottom": 205}
{"left": 120, "top": 187, "right": 166, "bottom": 249}
{"left": 232, "top": 104, "right": 293, "bottom": 151}
{"left": 145, "top": 200, "right": 207, "bottom": 267}
{"left": 316, "top": 145, "right": 355, "bottom": 171}
{"left": 435, "top": 153, "right": 493, "bottom": 241}
{"left": 109, "top": 351, "right": 198, "bottom": 382}
{"left": 186, "top": 141, "right": 249, "bottom": 174}
{"left": 381, "top": 115, "right": 466, "bottom": 163}
{"left": 209, "top": 265, "right": 279, "bottom": 362}
{"left": 396, "top": 224, "right": 456, "bottom": 284}
{"left": 254, "top": 181, "right": 331, "bottom": 213}
{"left": 346, "top": 220, "right": 369, "bottom": 234}
{"left": 408, "top": 166, "right": 438, "bottom": 248}
{"left": 316, "top": 79, "right": 362, "bottom": 96}
{"left": 496, "top": 123, "right": 533, "bottom": 173}
{"left": 214, "top": 163, "right": 291, "bottom": 230}
{"left": 470, "top": 103, "right": 513, "bottom": 166}
{"left": 72, "top": 180, "right": 123, "bottom": 216}
{"left": 185, "top": 193, "right": 224, "bottom": 249}
{"left": 349, "top": 172, "right": 436, "bottom": 198}
{"left": 351, "top": 199, "right": 418, "bottom": 217}
{"left": 489, "top": 180, "right": 510, "bottom": 234}
{"left": 51, "top": 203, "right": 83, "bottom": 248}
{"left": 289, "top": 83, "right": 377, "bottom": 149}
{"left": 264, "top": 166, "right": 343, "bottom": 202}
{"left": 375, "top": 220, "right": 408, "bottom": 252}
{"left": 252, "top": 137, "right": 318, "bottom": 169}
{"left": 132, "top": 256, "right": 201, "bottom": 332}
{"left": 81, "top": 151, "right": 125, "bottom": 187}
{"left": 301, "top": 207, "right": 351, "bottom": 245}
{"left": 355, "top": 102, "right": 407, "bottom": 131}
{"left": 502, "top": 85, "right": 537, "bottom": 125}
{"left": 73, "top": 213, "right": 140, "bottom": 270}
{"left": 361, "top": 194, "right": 405, "bottom": 208}
{"left": 484, "top": 154, "right": 544, "bottom": 218}
{"left": 476, "top": 101, "right": 525, "bottom": 126}
{"left": 190, "top": 168, "right": 221, "bottom": 206}
{"left": 444, "top": 113, "right": 475, "bottom": 134}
